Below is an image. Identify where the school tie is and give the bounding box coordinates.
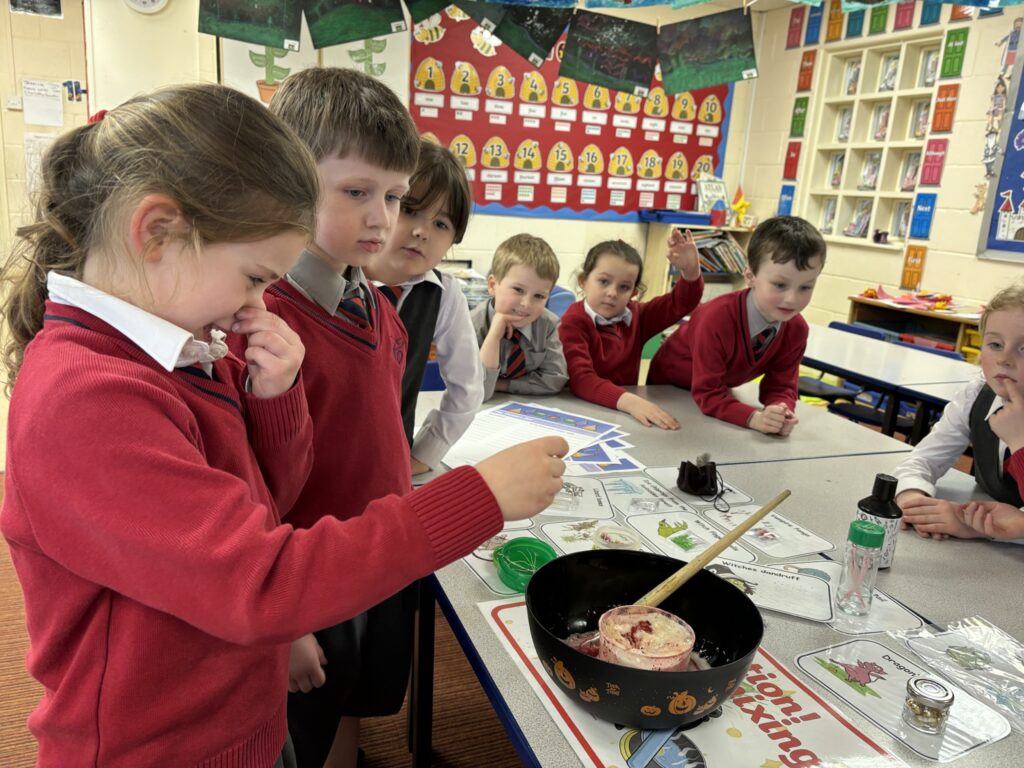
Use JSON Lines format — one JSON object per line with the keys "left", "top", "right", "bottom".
{"left": 338, "top": 291, "right": 371, "bottom": 329}
{"left": 752, "top": 326, "right": 776, "bottom": 358}
{"left": 502, "top": 330, "right": 527, "bottom": 379}
{"left": 1004, "top": 446, "right": 1013, "bottom": 472}
{"left": 379, "top": 284, "right": 403, "bottom": 307}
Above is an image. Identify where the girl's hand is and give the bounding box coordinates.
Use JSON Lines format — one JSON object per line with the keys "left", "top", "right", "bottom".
{"left": 989, "top": 383, "right": 1024, "bottom": 453}
{"left": 960, "top": 500, "right": 1024, "bottom": 540}
{"left": 288, "top": 633, "right": 327, "bottom": 694}
{"left": 233, "top": 308, "right": 305, "bottom": 399}
{"left": 900, "top": 495, "right": 980, "bottom": 539}
{"left": 617, "top": 392, "right": 680, "bottom": 430}
{"left": 666, "top": 228, "right": 701, "bottom": 282}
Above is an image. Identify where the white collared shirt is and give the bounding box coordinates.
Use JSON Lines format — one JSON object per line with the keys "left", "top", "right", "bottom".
{"left": 893, "top": 375, "right": 1011, "bottom": 499}
{"left": 583, "top": 300, "right": 632, "bottom": 328}
{"left": 46, "top": 272, "right": 227, "bottom": 375}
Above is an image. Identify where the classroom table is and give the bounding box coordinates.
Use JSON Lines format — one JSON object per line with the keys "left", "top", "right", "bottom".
{"left": 430, "top": 451, "right": 1024, "bottom": 768}
{"left": 407, "top": 385, "right": 912, "bottom": 765}
{"left": 896, "top": 381, "right": 972, "bottom": 445}
{"left": 803, "top": 325, "right": 977, "bottom": 436}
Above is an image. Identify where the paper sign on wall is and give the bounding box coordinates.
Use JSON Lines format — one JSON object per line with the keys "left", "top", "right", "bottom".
{"left": 846, "top": 9, "right": 864, "bottom": 38}
{"left": 901, "top": 245, "right": 927, "bottom": 291}
{"left": 805, "top": 4, "right": 824, "bottom": 45}
{"left": 920, "top": 138, "right": 948, "bottom": 185}
{"left": 784, "top": 141, "right": 802, "bottom": 180}
{"left": 798, "top": 50, "right": 817, "bottom": 91}
{"left": 787, "top": 5, "right": 806, "bottom": 49}
{"left": 894, "top": 0, "right": 915, "bottom": 30}
{"left": 932, "top": 84, "right": 959, "bottom": 133}
{"left": 910, "top": 193, "right": 938, "bottom": 239}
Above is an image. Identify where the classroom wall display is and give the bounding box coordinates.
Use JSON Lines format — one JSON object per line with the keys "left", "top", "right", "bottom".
{"left": 199, "top": 0, "right": 302, "bottom": 49}
{"left": 901, "top": 245, "right": 926, "bottom": 291}
{"left": 791, "top": 96, "right": 809, "bottom": 137}
{"left": 893, "top": 0, "right": 915, "bottom": 31}
{"left": 492, "top": 5, "right": 573, "bottom": 68}
{"left": 561, "top": 11, "right": 657, "bottom": 96}
{"left": 826, "top": 0, "right": 844, "bottom": 43}
{"left": 788, "top": 5, "right": 806, "bottom": 49}
{"left": 305, "top": 0, "right": 406, "bottom": 48}
{"left": 846, "top": 9, "right": 864, "bottom": 38}
{"left": 220, "top": 15, "right": 318, "bottom": 104}
{"left": 657, "top": 9, "right": 758, "bottom": 95}
{"left": 409, "top": 9, "right": 731, "bottom": 220}
{"left": 778, "top": 184, "right": 796, "bottom": 216}
{"left": 920, "top": 0, "right": 942, "bottom": 26}
{"left": 798, "top": 50, "right": 817, "bottom": 90}
{"left": 982, "top": 39, "right": 1024, "bottom": 256}
{"left": 868, "top": 5, "right": 889, "bottom": 35}
{"left": 910, "top": 192, "right": 937, "bottom": 239}
{"left": 941, "top": 28, "right": 969, "bottom": 78}
{"left": 805, "top": 4, "right": 824, "bottom": 45}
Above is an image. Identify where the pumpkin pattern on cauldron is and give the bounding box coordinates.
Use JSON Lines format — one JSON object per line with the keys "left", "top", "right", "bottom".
{"left": 692, "top": 688, "right": 719, "bottom": 716}
{"left": 579, "top": 687, "right": 600, "bottom": 703}
{"left": 552, "top": 659, "right": 575, "bottom": 690}
{"left": 639, "top": 704, "right": 662, "bottom": 717}
{"left": 667, "top": 689, "right": 696, "bottom": 715}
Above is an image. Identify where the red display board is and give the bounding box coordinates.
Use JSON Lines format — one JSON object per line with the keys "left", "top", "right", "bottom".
{"left": 409, "top": 11, "right": 731, "bottom": 219}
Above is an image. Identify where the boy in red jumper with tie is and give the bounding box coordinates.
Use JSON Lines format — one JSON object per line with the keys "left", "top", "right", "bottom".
{"left": 258, "top": 69, "right": 566, "bottom": 768}
{"left": 648, "top": 216, "right": 826, "bottom": 434}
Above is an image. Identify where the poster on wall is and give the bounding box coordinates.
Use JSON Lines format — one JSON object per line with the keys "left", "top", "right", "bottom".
{"left": 305, "top": 0, "right": 406, "bottom": 48}
{"left": 9, "top": 0, "right": 61, "bottom": 17}
{"left": 410, "top": 9, "right": 730, "bottom": 220}
{"left": 220, "top": 16, "right": 317, "bottom": 104}
{"left": 493, "top": 5, "right": 574, "bottom": 67}
{"left": 199, "top": 0, "right": 302, "bottom": 49}
{"left": 657, "top": 9, "right": 758, "bottom": 95}
{"left": 561, "top": 11, "right": 657, "bottom": 96}
{"left": 984, "top": 54, "right": 1024, "bottom": 255}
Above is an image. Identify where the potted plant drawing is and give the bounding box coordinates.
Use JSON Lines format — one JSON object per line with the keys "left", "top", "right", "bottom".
{"left": 250, "top": 46, "right": 291, "bottom": 103}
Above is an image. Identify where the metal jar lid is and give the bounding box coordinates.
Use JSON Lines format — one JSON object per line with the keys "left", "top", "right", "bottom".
{"left": 906, "top": 675, "right": 954, "bottom": 711}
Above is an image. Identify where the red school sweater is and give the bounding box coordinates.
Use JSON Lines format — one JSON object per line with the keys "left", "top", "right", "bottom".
{"left": 647, "top": 288, "right": 808, "bottom": 427}
{"left": 259, "top": 280, "right": 413, "bottom": 529}
{"left": 558, "top": 275, "right": 704, "bottom": 409}
{"left": 2, "top": 304, "right": 501, "bottom": 767}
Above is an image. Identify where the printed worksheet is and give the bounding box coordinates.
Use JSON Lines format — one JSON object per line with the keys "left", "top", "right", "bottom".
{"left": 626, "top": 510, "right": 756, "bottom": 563}
{"left": 601, "top": 474, "right": 695, "bottom": 515}
{"left": 704, "top": 558, "right": 834, "bottom": 622}
{"left": 700, "top": 505, "right": 834, "bottom": 559}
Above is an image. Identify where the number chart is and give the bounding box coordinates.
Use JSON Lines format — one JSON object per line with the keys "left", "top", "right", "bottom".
{"left": 410, "top": 9, "right": 732, "bottom": 220}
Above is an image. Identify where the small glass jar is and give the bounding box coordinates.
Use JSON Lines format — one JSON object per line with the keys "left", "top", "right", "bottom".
{"left": 835, "top": 519, "right": 885, "bottom": 616}
{"left": 902, "top": 675, "right": 954, "bottom": 734}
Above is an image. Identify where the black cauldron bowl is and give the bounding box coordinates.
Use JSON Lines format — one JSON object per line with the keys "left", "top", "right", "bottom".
{"left": 525, "top": 549, "right": 763, "bottom": 730}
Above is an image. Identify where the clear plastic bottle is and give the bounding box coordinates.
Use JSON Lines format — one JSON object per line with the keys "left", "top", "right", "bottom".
{"left": 835, "top": 519, "right": 885, "bottom": 616}
{"left": 856, "top": 473, "right": 903, "bottom": 569}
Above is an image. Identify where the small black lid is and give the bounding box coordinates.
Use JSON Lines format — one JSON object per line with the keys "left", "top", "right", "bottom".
{"left": 872, "top": 473, "right": 897, "bottom": 502}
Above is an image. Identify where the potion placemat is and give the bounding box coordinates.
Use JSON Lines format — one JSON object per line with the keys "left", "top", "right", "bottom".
{"left": 704, "top": 558, "right": 834, "bottom": 623}
{"left": 645, "top": 465, "right": 754, "bottom": 506}
{"left": 699, "top": 504, "right": 835, "bottom": 559}
{"left": 481, "top": 598, "right": 906, "bottom": 768}
{"left": 796, "top": 639, "right": 1010, "bottom": 761}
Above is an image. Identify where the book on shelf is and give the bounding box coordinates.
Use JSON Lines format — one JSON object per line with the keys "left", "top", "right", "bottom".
{"left": 670, "top": 229, "right": 748, "bottom": 275}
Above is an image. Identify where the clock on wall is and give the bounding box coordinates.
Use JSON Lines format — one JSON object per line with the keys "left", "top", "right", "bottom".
{"left": 123, "top": 0, "right": 169, "bottom": 13}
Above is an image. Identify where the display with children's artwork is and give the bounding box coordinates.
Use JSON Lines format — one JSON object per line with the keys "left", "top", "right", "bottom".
{"left": 561, "top": 10, "right": 657, "bottom": 96}
{"left": 409, "top": 8, "right": 732, "bottom": 219}
{"left": 859, "top": 152, "right": 881, "bottom": 190}
{"left": 657, "top": 8, "right": 758, "bottom": 95}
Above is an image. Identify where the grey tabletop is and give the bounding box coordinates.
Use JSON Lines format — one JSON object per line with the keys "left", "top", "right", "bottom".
{"left": 898, "top": 380, "right": 973, "bottom": 407}
{"left": 805, "top": 326, "right": 978, "bottom": 387}
{"left": 418, "top": 383, "right": 911, "bottom": 473}
{"left": 431, "top": 418, "right": 1023, "bottom": 767}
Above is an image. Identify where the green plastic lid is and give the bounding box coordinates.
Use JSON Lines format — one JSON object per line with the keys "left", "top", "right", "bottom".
{"left": 847, "top": 519, "right": 885, "bottom": 548}
{"left": 493, "top": 538, "right": 558, "bottom": 592}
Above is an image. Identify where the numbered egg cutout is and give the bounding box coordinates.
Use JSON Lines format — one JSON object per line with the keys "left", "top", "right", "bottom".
{"left": 690, "top": 154, "right": 715, "bottom": 180}
{"left": 577, "top": 144, "right": 605, "bottom": 175}
{"left": 482, "top": 136, "right": 511, "bottom": 168}
{"left": 638, "top": 149, "right": 663, "bottom": 179}
{"left": 445, "top": 4, "right": 469, "bottom": 21}
{"left": 666, "top": 151, "right": 689, "bottom": 181}
{"left": 413, "top": 14, "right": 446, "bottom": 45}
{"left": 421, "top": 132, "right": 441, "bottom": 145}
{"left": 448, "top": 135, "right": 477, "bottom": 167}
{"left": 583, "top": 84, "right": 611, "bottom": 110}
{"left": 614, "top": 92, "right": 641, "bottom": 114}
{"left": 486, "top": 66, "right": 515, "bottom": 99}
{"left": 644, "top": 87, "right": 669, "bottom": 118}
{"left": 699, "top": 94, "right": 723, "bottom": 124}
{"left": 414, "top": 57, "right": 446, "bottom": 92}
{"left": 672, "top": 92, "right": 696, "bottom": 122}
{"left": 471, "top": 26, "right": 501, "bottom": 57}
{"left": 552, "top": 77, "right": 579, "bottom": 106}
{"left": 515, "top": 139, "right": 542, "bottom": 171}
{"left": 520, "top": 71, "right": 549, "bottom": 103}
{"left": 452, "top": 61, "right": 481, "bottom": 95}
{"left": 546, "top": 141, "right": 574, "bottom": 173}
{"left": 609, "top": 147, "right": 634, "bottom": 177}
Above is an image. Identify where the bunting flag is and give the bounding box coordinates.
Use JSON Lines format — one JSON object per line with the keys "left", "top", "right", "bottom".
{"left": 658, "top": 9, "right": 757, "bottom": 95}
{"left": 560, "top": 11, "right": 658, "bottom": 96}
{"left": 841, "top": 0, "right": 898, "bottom": 11}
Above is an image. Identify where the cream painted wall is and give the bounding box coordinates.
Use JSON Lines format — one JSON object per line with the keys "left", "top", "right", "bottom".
{"left": 743, "top": 5, "right": 1023, "bottom": 327}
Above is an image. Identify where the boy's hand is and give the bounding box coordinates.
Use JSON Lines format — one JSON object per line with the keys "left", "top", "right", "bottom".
{"left": 410, "top": 457, "right": 431, "bottom": 476}
{"left": 666, "top": 228, "right": 701, "bottom": 282}
{"left": 749, "top": 404, "right": 788, "bottom": 434}
{"left": 476, "top": 436, "right": 568, "bottom": 521}
{"left": 896, "top": 489, "right": 927, "bottom": 528}
{"left": 989, "top": 384, "right": 1024, "bottom": 453}
{"left": 488, "top": 311, "right": 517, "bottom": 340}
{"left": 233, "top": 308, "right": 305, "bottom": 399}
{"left": 616, "top": 392, "right": 680, "bottom": 430}
{"left": 288, "top": 633, "right": 327, "bottom": 694}
{"left": 960, "top": 500, "right": 1024, "bottom": 540}
{"left": 900, "top": 495, "right": 981, "bottom": 539}
{"left": 480, "top": 312, "right": 517, "bottom": 371}
{"left": 778, "top": 406, "right": 799, "bottom": 436}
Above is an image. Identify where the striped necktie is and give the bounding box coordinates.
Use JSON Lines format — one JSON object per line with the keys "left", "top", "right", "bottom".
{"left": 752, "top": 326, "right": 776, "bottom": 358}
{"left": 379, "top": 284, "right": 403, "bottom": 307}
{"left": 338, "top": 291, "right": 371, "bottom": 329}
{"left": 501, "top": 329, "right": 527, "bottom": 379}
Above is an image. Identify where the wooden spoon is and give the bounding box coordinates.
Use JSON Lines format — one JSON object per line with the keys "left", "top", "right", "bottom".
{"left": 635, "top": 489, "right": 792, "bottom": 608}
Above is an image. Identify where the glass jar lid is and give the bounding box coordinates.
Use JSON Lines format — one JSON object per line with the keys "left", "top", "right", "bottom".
{"left": 906, "top": 675, "right": 954, "bottom": 711}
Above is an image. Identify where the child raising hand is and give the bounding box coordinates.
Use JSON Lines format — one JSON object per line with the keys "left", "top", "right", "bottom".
{"left": 895, "top": 283, "right": 1024, "bottom": 540}
{"left": 558, "top": 233, "right": 703, "bottom": 428}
